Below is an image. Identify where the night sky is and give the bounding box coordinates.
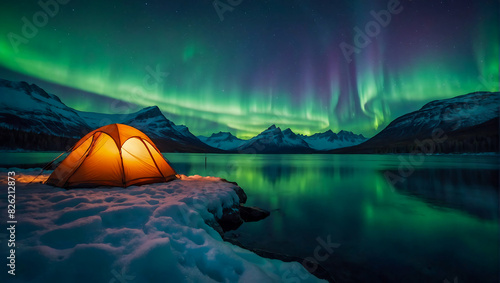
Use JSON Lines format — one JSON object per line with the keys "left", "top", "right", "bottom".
{"left": 0, "top": 0, "right": 498, "bottom": 138}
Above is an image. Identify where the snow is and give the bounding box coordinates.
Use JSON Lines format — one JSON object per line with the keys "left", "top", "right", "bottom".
{"left": 0, "top": 80, "right": 89, "bottom": 137}
{"left": 198, "top": 132, "right": 246, "bottom": 151}
{"left": 0, "top": 81, "right": 63, "bottom": 112}
{"left": 379, "top": 91, "right": 499, "bottom": 139}
{"left": 236, "top": 125, "right": 311, "bottom": 152}
{"left": 200, "top": 126, "right": 367, "bottom": 151}
{"left": 173, "top": 125, "right": 198, "bottom": 139}
{"left": 0, "top": 169, "right": 324, "bottom": 283}
{"left": 77, "top": 107, "right": 202, "bottom": 145}
{"left": 302, "top": 130, "right": 366, "bottom": 150}
{"left": 281, "top": 129, "right": 311, "bottom": 147}
{"left": 77, "top": 107, "right": 174, "bottom": 135}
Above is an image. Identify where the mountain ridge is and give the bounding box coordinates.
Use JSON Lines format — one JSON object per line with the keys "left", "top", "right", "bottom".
{"left": 331, "top": 91, "right": 499, "bottom": 153}
{"left": 0, "top": 79, "right": 91, "bottom": 139}
{"left": 198, "top": 126, "right": 367, "bottom": 152}
{"left": 0, "top": 79, "right": 220, "bottom": 152}
{"left": 1, "top": 79, "right": 496, "bottom": 153}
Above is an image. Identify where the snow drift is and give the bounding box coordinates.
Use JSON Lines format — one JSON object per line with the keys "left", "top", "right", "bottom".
{"left": 0, "top": 169, "right": 324, "bottom": 283}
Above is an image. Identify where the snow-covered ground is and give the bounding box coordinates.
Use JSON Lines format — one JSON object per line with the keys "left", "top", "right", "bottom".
{"left": 0, "top": 169, "right": 324, "bottom": 283}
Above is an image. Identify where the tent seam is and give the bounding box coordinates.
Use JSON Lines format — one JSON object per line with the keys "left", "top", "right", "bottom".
{"left": 139, "top": 138, "right": 167, "bottom": 182}
{"left": 61, "top": 134, "right": 96, "bottom": 188}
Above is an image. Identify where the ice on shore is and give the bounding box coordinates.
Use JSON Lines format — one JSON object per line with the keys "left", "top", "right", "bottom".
{"left": 0, "top": 168, "right": 324, "bottom": 283}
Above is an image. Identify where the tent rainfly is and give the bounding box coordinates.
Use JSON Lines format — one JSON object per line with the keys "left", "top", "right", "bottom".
{"left": 46, "top": 123, "right": 177, "bottom": 188}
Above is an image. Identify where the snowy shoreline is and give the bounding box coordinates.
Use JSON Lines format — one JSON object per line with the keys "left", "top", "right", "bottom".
{"left": 0, "top": 169, "right": 325, "bottom": 283}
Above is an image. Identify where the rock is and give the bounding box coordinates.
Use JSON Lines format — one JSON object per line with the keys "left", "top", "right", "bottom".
{"left": 217, "top": 206, "right": 244, "bottom": 232}
{"left": 233, "top": 186, "right": 247, "bottom": 204}
{"left": 240, "top": 205, "right": 270, "bottom": 222}
{"left": 206, "top": 184, "right": 268, "bottom": 236}
{"left": 205, "top": 218, "right": 224, "bottom": 236}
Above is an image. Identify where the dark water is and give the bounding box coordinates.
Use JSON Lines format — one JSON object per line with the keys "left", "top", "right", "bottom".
{"left": 167, "top": 153, "right": 499, "bottom": 283}
{"left": 0, "top": 152, "right": 64, "bottom": 167}
{"left": 2, "top": 153, "right": 499, "bottom": 282}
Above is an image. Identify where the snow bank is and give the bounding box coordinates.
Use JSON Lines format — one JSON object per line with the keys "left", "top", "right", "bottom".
{"left": 0, "top": 169, "right": 324, "bottom": 283}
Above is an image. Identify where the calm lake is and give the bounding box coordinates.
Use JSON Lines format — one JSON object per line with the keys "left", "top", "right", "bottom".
{"left": 2, "top": 153, "right": 499, "bottom": 282}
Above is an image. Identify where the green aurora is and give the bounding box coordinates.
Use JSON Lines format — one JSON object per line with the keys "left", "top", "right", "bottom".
{"left": 0, "top": 0, "right": 498, "bottom": 138}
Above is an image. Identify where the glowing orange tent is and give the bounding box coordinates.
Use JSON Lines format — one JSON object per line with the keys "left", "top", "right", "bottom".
{"left": 46, "top": 124, "right": 177, "bottom": 188}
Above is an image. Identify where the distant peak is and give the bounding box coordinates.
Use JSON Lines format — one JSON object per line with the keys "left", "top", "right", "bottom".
{"left": 142, "top": 105, "right": 161, "bottom": 112}
{"left": 324, "top": 129, "right": 334, "bottom": 134}
{"left": 211, "top": 131, "right": 232, "bottom": 138}
{"left": 267, "top": 124, "right": 277, "bottom": 130}
{"left": 138, "top": 106, "right": 162, "bottom": 115}
{"left": 132, "top": 105, "right": 170, "bottom": 122}
{"left": 283, "top": 128, "right": 299, "bottom": 138}
{"left": 0, "top": 79, "right": 61, "bottom": 102}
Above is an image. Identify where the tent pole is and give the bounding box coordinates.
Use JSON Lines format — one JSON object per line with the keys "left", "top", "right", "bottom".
{"left": 27, "top": 147, "right": 72, "bottom": 185}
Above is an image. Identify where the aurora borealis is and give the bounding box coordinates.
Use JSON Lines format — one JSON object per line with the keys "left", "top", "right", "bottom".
{"left": 0, "top": 0, "right": 498, "bottom": 138}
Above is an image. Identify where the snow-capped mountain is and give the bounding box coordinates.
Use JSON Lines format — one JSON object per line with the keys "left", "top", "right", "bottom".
{"left": 236, "top": 125, "right": 313, "bottom": 153}
{"left": 200, "top": 127, "right": 367, "bottom": 152}
{"left": 300, "top": 130, "right": 367, "bottom": 150}
{"left": 0, "top": 79, "right": 220, "bottom": 152}
{"left": 0, "top": 79, "right": 90, "bottom": 138}
{"left": 78, "top": 107, "right": 222, "bottom": 152}
{"left": 198, "top": 132, "right": 246, "bottom": 151}
{"left": 334, "top": 91, "right": 500, "bottom": 153}
{"left": 370, "top": 91, "right": 499, "bottom": 141}
{"left": 76, "top": 106, "right": 216, "bottom": 152}
{"left": 78, "top": 106, "right": 190, "bottom": 138}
